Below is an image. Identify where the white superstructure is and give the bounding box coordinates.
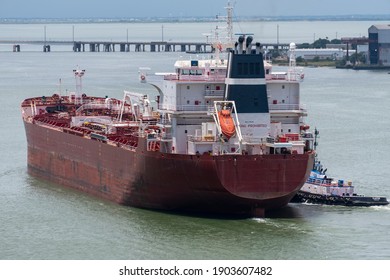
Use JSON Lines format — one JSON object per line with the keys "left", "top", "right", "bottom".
{"left": 140, "top": 41, "right": 311, "bottom": 156}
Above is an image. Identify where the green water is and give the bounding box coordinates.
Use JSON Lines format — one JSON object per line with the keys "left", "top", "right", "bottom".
{"left": 1, "top": 22, "right": 390, "bottom": 260}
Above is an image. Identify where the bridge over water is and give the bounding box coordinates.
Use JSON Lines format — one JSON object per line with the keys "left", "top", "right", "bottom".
{"left": 0, "top": 39, "right": 290, "bottom": 53}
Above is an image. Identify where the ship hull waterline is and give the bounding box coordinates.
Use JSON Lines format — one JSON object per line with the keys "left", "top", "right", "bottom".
{"left": 24, "top": 121, "right": 315, "bottom": 217}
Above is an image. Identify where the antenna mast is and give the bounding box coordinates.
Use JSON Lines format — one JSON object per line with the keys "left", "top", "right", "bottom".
{"left": 226, "top": 1, "right": 234, "bottom": 45}
{"left": 215, "top": 1, "right": 234, "bottom": 50}
{"left": 287, "top": 43, "right": 296, "bottom": 80}
{"left": 73, "top": 67, "right": 85, "bottom": 105}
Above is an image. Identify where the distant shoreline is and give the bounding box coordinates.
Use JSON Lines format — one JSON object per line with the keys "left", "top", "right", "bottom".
{"left": 1, "top": 15, "right": 390, "bottom": 24}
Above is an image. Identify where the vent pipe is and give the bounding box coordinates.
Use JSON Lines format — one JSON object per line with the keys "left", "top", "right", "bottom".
{"left": 237, "top": 35, "right": 245, "bottom": 54}
{"left": 255, "top": 42, "right": 261, "bottom": 54}
{"left": 246, "top": 36, "right": 253, "bottom": 54}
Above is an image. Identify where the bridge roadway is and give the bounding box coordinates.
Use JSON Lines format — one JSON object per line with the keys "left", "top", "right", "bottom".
{"left": 0, "top": 40, "right": 290, "bottom": 53}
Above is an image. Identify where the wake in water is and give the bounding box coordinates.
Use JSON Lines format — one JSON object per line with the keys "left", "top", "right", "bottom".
{"left": 370, "top": 204, "right": 390, "bottom": 211}
{"left": 251, "top": 217, "right": 267, "bottom": 223}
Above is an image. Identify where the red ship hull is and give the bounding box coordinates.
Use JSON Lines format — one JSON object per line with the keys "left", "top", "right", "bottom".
{"left": 24, "top": 121, "right": 314, "bottom": 217}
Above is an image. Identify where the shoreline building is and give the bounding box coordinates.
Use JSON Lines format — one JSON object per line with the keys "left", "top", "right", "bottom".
{"left": 292, "top": 48, "right": 348, "bottom": 61}
{"left": 368, "top": 24, "right": 390, "bottom": 66}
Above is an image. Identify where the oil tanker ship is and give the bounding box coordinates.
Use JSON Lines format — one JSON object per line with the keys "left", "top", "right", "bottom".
{"left": 21, "top": 37, "right": 315, "bottom": 217}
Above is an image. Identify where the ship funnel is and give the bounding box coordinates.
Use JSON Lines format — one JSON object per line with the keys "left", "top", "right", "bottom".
{"left": 224, "top": 37, "right": 270, "bottom": 143}
{"left": 246, "top": 36, "right": 253, "bottom": 54}
{"left": 237, "top": 35, "right": 245, "bottom": 54}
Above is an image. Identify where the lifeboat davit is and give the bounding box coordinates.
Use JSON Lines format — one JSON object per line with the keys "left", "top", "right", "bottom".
{"left": 218, "top": 109, "right": 236, "bottom": 140}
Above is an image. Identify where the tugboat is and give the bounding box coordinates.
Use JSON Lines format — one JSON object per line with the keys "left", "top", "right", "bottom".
{"left": 292, "top": 164, "right": 389, "bottom": 206}
{"left": 291, "top": 130, "right": 389, "bottom": 206}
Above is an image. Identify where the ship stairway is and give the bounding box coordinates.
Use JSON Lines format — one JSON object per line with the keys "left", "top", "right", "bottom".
{"left": 147, "top": 140, "right": 160, "bottom": 152}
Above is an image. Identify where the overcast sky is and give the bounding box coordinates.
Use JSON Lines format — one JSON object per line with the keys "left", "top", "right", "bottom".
{"left": 1, "top": 0, "right": 390, "bottom": 18}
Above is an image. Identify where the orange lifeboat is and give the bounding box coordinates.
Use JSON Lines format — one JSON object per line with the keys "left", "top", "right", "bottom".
{"left": 218, "top": 109, "right": 236, "bottom": 140}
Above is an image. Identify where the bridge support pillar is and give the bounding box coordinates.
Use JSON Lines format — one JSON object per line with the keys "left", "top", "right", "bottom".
{"left": 73, "top": 42, "right": 81, "bottom": 52}
{"left": 104, "top": 43, "right": 111, "bottom": 52}
{"left": 13, "top": 44, "right": 20, "bottom": 52}
{"left": 43, "top": 45, "right": 50, "bottom": 52}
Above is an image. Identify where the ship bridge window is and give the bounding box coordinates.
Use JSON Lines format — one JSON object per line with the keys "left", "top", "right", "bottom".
{"left": 189, "top": 69, "right": 203, "bottom": 75}
{"left": 182, "top": 69, "right": 190, "bottom": 75}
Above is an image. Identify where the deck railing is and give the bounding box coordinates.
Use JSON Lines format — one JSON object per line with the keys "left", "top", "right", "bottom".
{"left": 268, "top": 104, "right": 306, "bottom": 111}
{"left": 159, "top": 104, "right": 213, "bottom": 112}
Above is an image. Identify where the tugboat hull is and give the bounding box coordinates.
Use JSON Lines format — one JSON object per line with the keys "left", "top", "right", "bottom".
{"left": 292, "top": 190, "right": 389, "bottom": 207}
